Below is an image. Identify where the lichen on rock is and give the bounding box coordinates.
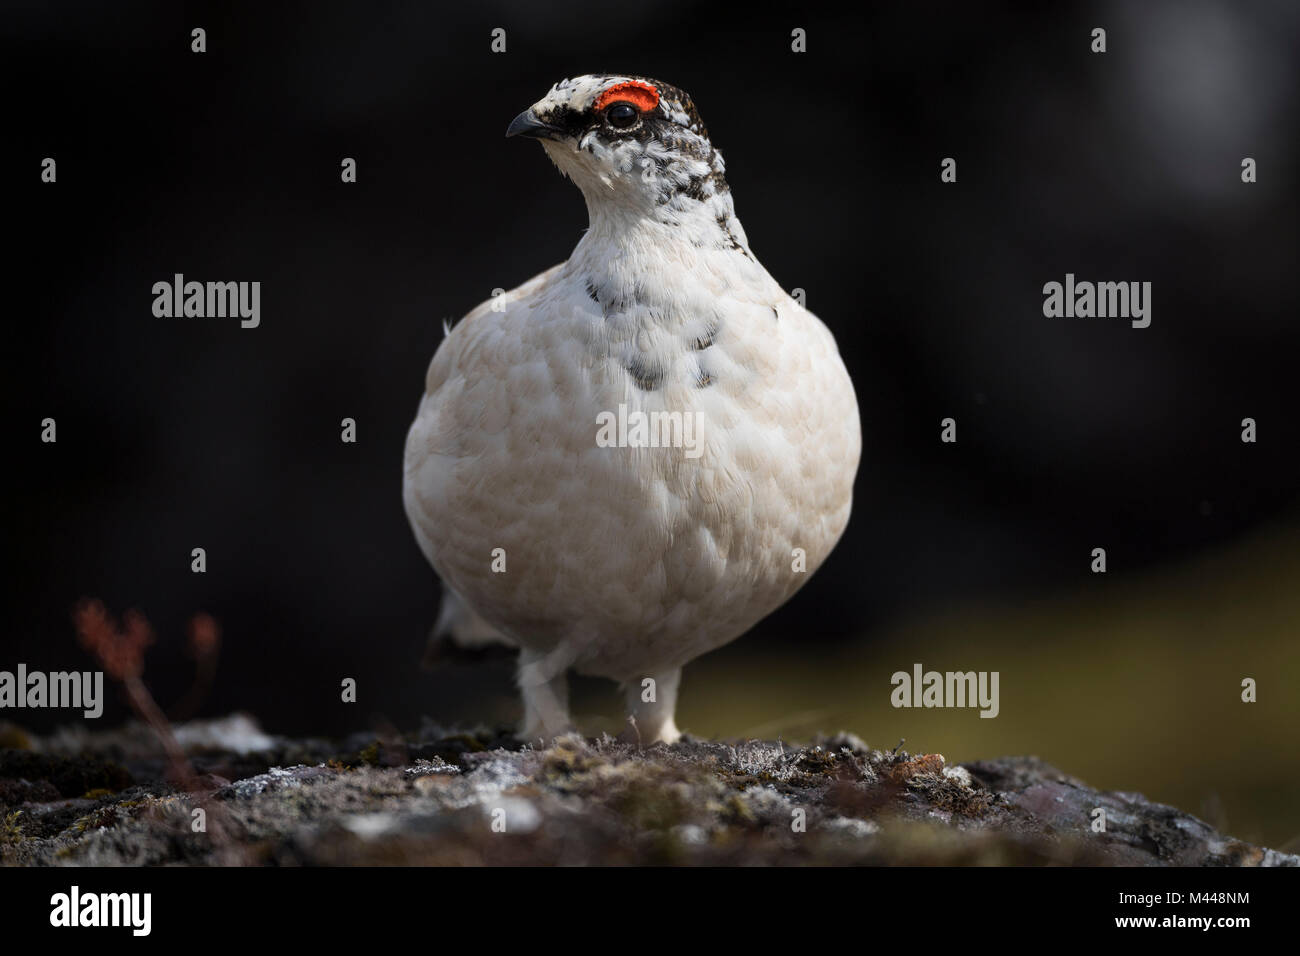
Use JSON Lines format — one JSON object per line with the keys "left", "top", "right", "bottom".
{"left": 0, "top": 716, "right": 1294, "bottom": 866}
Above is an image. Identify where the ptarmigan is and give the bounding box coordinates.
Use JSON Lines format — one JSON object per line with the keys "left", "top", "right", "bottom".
{"left": 403, "top": 75, "right": 860, "bottom": 744}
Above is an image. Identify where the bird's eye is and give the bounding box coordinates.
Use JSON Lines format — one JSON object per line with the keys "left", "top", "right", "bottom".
{"left": 605, "top": 102, "right": 639, "bottom": 129}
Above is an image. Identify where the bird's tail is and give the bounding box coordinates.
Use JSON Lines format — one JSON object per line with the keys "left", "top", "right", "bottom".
{"left": 421, "top": 586, "right": 517, "bottom": 666}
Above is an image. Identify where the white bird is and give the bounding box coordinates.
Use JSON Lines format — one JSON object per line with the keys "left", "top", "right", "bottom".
{"left": 403, "top": 75, "right": 860, "bottom": 744}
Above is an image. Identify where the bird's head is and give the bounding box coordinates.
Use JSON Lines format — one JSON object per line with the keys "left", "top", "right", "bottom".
{"left": 506, "top": 74, "right": 730, "bottom": 217}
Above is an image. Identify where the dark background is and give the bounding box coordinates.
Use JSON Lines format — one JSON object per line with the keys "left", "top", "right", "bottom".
{"left": 2, "top": 0, "right": 1297, "bottom": 839}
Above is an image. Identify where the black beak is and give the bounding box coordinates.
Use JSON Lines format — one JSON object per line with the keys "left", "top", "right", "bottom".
{"left": 506, "top": 108, "right": 563, "bottom": 140}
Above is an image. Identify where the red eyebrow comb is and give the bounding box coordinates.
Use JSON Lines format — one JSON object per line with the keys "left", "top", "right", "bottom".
{"left": 593, "top": 80, "right": 660, "bottom": 113}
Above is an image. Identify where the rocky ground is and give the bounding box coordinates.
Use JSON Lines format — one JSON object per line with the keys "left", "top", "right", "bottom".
{"left": 1, "top": 714, "right": 1294, "bottom": 866}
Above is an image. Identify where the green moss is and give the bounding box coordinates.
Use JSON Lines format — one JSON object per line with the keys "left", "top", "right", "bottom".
{"left": 541, "top": 743, "right": 604, "bottom": 780}
{"left": 2, "top": 810, "right": 25, "bottom": 844}
{"left": 794, "top": 748, "right": 839, "bottom": 776}
{"left": 909, "top": 775, "right": 995, "bottom": 817}
{"left": 0, "top": 726, "right": 32, "bottom": 750}
{"left": 723, "top": 770, "right": 781, "bottom": 791}
{"left": 0, "top": 750, "right": 131, "bottom": 797}
{"left": 607, "top": 778, "right": 689, "bottom": 831}
{"left": 440, "top": 732, "right": 488, "bottom": 754}
{"left": 70, "top": 805, "right": 120, "bottom": 834}
{"left": 719, "top": 793, "right": 756, "bottom": 826}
